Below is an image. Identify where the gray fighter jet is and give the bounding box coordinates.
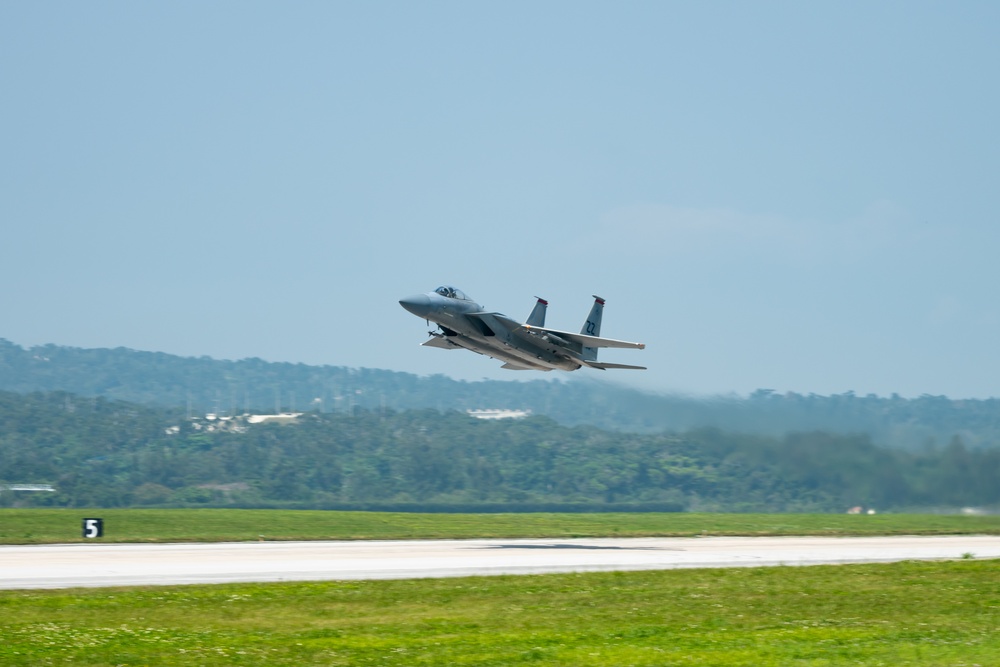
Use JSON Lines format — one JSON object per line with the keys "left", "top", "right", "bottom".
{"left": 400, "top": 286, "right": 646, "bottom": 371}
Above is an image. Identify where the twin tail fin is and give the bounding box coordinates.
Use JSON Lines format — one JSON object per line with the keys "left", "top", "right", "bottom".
{"left": 526, "top": 297, "right": 548, "bottom": 327}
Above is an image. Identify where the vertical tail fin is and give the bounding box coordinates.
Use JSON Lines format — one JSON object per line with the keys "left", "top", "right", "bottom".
{"left": 580, "top": 295, "right": 605, "bottom": 361}
{"left": 526, "top": 297, "right": 548, "bottom": 327}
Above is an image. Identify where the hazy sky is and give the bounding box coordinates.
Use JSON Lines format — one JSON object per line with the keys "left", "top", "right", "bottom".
{"left": 3, "top": 2, "right": 998, "bottom": 398}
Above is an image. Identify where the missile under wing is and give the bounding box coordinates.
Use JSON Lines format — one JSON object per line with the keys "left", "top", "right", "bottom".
{"left": 399, "top": 286, "right": 646, "bottom": 372}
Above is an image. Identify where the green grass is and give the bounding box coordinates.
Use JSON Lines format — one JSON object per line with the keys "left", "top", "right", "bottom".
{"left": 3, "top": 508, "right": 1000, "bottom": 544}
{"left": 1, "top": 559, "right": 998, "bottom": 665}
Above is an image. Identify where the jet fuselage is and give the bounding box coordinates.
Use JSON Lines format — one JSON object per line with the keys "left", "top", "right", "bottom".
{"left": 400, "top": 286, "right": 647, "bottom": 372}
{"left": 399, "top": 289, "right": 578, "bottom": 370}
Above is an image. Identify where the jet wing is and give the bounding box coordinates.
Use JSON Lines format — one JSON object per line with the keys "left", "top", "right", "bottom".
{"left": 465, "top": 311, "right": 522, "bottom": 336}
{"left": 422, "top": 336, "right": 461, "bottom": 349}
{"left": 580, "top": 360, "right": 647, "bottom": 371}
{"left": 522, "top": 325, "right": 646, "bottom": 350}
{"left": 501, "top": 362, "right": 549, "bottom": 370}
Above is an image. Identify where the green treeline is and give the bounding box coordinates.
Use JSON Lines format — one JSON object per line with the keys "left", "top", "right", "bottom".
{"left": 2, "top": 391, "right": 998, "bottom": 512}
{"left": 3, "top": 339, "right": 1000, "bottom": 449}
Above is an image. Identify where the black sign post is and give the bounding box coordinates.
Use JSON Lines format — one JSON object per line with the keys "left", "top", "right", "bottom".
{"left": 82, "top": 518, "right": 104, "bottom": 539}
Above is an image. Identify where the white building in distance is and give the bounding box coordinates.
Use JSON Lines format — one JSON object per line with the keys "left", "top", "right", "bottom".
{"left": 466, "top": 409, "right": 531, "bottom": 420}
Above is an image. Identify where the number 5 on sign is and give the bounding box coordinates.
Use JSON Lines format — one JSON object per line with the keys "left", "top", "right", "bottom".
{"left": 82, "top": 518, "right": 104, "bottom": 538}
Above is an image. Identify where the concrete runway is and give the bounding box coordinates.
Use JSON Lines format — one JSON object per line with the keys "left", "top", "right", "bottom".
{"left": 2, "top": 535, "right": 999, "bottom": 590}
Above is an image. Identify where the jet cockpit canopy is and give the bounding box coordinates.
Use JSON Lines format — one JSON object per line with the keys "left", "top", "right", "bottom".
{"left": 434, "top": 285, "right": 472, "bottom": 301}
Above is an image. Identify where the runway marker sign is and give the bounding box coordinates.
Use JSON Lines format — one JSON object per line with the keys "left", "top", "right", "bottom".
{"left": 82, "top": 518, "right": 104, "bottom": 539}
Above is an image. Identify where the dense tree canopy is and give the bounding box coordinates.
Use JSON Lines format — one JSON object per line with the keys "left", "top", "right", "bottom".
{"left": 2, "top": 391, "right": 997, "bottom": 512}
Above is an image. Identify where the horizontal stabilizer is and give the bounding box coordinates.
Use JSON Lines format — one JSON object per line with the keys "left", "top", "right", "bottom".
{"left": 522, "top": 325, "right": 645, "bottom": 350}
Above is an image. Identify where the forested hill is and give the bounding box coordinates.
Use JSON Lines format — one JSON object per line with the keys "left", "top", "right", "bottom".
{"left": 2, "top": 390, "right": 998, "bottom": 512}
{"left": 2, "top": 339, "right": 999, "bottom": 450}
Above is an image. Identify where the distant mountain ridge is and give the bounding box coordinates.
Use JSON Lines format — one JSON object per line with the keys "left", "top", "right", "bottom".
{"left": 2, "top": 338, "right": 998, "bottom": 449}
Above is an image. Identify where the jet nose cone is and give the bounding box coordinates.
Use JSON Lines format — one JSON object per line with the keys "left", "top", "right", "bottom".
{"left": 399, "top": 293, "right": 432, "bottom": 317}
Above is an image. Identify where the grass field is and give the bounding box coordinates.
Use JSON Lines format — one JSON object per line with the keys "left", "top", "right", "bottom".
{"left": 4, "top": 510, "right": 999, "bottom": 665}
{"left": 0, "top": 559, "right": 997, "bottom": 666}
{"left": 2, "top": 508, "right": 1000, "bottom": 544}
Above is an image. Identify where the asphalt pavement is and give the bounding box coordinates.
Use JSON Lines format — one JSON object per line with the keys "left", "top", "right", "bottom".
{"left": 2, "top": 534, "right": 999, "bottom": 590}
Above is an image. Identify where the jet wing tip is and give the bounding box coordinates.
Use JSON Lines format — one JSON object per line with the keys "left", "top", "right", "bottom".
{"left": 583, "top": 361, "right": 648, "bottom": 370}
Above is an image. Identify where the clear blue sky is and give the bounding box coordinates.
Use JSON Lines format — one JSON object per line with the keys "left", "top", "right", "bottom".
{"left": 2, "top": 2, "right": 998, "bottom": 398}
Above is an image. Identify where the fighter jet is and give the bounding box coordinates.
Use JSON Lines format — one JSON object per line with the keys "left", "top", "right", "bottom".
{"left": 399, "top": 286, "right": 646, "bottom": 371}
